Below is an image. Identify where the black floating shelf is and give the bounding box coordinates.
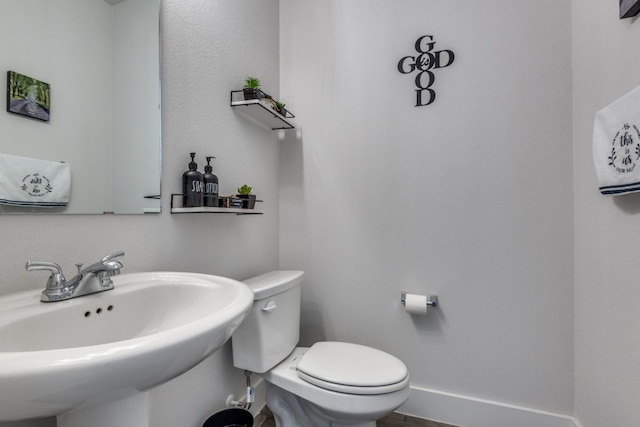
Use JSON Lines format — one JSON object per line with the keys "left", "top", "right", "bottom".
{"left": 170, "top": 194, "right": 263, "bottom": 215}
{"left": 230, "top": 90, "right": 295, "bottom": 130}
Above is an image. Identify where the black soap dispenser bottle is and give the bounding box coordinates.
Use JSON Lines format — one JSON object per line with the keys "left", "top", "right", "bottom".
{"left": 202, "top": 156, "right": 219, "bottom": 207}
{"left": 182, "top": 152, "right": 203, "bottom": 207}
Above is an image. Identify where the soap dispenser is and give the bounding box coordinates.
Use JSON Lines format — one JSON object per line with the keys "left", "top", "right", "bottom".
{"left": 182, "top": 152, "right": 203, "bottom": 207}
{"left": 202, "top": 156, "right": 219, "bottom": 207}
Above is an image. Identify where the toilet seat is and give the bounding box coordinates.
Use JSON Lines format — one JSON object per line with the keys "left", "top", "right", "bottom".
{"left": 264, "top": 347, "right": 411, "bottom": 425}
{"left": 296, "top": 342, "right": 409, "bottom": 395}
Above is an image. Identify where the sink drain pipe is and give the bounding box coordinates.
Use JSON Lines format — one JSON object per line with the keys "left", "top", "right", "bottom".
{"left": 225, "top": 370, "right": 255, "bottom": 410}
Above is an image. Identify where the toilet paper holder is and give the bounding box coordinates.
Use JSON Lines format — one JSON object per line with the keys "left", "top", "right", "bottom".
{"left": 401, "top": 291, "right": 438, "bottom": 307}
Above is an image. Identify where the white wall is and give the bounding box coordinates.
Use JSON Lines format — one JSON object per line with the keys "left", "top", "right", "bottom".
{"left": 0, "top": 0, "right": 280, "bottom": 426}
{"left": 572, "top": 1, "right": 640, "bottom": 426}
{"left": 279, "top": 0, "right": 574, "bottom": 419}
{"left": 0, "top": 0, "right": 113, "bottom": 214}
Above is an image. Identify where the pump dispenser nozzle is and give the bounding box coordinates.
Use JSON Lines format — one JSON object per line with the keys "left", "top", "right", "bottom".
{"left": 205, "top": 156, "right": 214, "bottom": 173}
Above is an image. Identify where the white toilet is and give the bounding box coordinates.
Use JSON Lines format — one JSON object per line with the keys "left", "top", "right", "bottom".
{"left": 231, "top": 271, "right": 411, "bottom": 427}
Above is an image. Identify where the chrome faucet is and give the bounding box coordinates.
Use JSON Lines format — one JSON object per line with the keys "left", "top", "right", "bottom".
{"left": 26, "top": 251, "right": 125, "bottom": 302}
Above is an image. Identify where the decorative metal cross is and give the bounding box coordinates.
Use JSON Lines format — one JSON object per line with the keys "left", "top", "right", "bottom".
{"left": 397, "top": 35, "right": 455, "bottom": 107}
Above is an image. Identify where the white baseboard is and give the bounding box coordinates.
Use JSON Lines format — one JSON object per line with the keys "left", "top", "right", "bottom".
{"left": 398, "top": 385, "right": 580, "bottom": 427}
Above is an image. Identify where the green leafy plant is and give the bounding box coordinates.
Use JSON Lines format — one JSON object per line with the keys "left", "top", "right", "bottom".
{"left": 242, "top": 77, "right": 262, "bottom": 100}
{"left": 274, "top": 101, "right": 287, "bottom": 116}
{"left": 244, "top": 77, "right": 260, "bottom": 90}
{"left": 237, "top": 184, "right": 253, "bottom": 195}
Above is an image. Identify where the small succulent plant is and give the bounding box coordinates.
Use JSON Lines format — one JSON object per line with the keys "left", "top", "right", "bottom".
{"left": 274, "top": 101, "right": 287, "bottom": 115}
{"left": 237, "top": 184, "right": 253, "bottom": 195}
{"left": 244, "top": 77, "right": 260, "bottom": 90}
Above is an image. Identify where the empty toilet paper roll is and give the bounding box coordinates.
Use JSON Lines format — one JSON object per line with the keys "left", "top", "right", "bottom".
{"left": 404, "top": 293, "right": 428, "bottom": 315}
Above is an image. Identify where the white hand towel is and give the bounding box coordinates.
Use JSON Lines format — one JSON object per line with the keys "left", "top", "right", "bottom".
{"left": 593, "top": 85, "right": 640, "bottom": 195}
{"left": 0, "top": 153, "right": 71, "bottom": 207}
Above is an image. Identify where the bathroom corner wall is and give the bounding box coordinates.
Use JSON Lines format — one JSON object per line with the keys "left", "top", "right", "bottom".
{"left": 279, "top": 0, "right": 574, "bottom": 420}
{"left": 572, "top": 1, "right": 640, "bottom": 426}
{"left": 0, "top": 1, "right": 280, "bottom": 426}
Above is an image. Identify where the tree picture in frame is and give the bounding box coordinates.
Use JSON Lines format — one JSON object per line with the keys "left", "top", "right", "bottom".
{"left": 620, "top": 0, "right": 640, "bottom": 18}
{"left": 6, "top": 71, "right": 50, "bottom": 122}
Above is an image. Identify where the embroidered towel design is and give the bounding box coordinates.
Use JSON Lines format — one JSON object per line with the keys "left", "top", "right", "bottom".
{"left": 0, "top": 153, "right": 71, "bottom": 207}
{"left": 593, "top": 85, "right": 640, "bottom": 195}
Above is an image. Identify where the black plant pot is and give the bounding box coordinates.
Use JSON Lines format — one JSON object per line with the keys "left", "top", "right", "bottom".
{"left": 243, "top": 88, "right": 260, "bottom": 100}
{"left": 238, "top": 194, "right": 256, "bottom": 209}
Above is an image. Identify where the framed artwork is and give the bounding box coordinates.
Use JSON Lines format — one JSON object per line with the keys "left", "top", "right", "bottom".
{"left": 620, "top": 0, "right": 640, "bottom": 18}
{"left": 6, "top": 71, "right": 50, "bottom": 122}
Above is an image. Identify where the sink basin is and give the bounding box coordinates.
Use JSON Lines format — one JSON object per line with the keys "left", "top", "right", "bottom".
{"left": 0, "top": 271, "right": 253, "bottom": 423}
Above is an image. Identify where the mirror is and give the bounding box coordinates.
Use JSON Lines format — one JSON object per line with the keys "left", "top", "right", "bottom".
{"left": 0, "top": 0, "right": 161, "bottom": 214}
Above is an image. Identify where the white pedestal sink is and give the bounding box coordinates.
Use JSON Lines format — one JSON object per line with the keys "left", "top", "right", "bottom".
{"left": 0, "top": 272, "right": 254, "bottom": 426}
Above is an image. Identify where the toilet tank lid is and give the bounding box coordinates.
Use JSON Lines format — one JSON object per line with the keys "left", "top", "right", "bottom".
{"left": 242, "top": 270, "right": 304, "bottom": 300}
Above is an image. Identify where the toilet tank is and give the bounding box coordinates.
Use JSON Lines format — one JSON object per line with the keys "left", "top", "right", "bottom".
{"left": 232, "top": 270, "right": 303, "bottom": 373}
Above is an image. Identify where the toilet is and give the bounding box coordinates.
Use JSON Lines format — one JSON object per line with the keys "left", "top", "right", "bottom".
{"left": 231, "top": 271, "right": 411, "bottom": 427}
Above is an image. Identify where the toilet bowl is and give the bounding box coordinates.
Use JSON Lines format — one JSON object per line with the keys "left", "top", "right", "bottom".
{"left": 231, "top": 271, "right": 411, "bottom": 427}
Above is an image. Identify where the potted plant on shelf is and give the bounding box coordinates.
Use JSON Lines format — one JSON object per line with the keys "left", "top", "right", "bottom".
{"left": 243, "top": 76, "right": 261, "bottom": 100}
{"left": 274, "top": 101, "right": 287, "bottom": 116}
{"left": 237, "top": 184, "right": 257, "bottom": 209}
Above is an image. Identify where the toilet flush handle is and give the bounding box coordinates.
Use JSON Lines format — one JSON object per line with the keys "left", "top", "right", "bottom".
{"left": 262, "top": 300, "right": 277, "bottom": 312}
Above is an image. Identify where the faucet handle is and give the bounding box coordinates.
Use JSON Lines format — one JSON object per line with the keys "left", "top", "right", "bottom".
{"left": 101, "top": 251, "right": 125, "bottom": 264}
{"left": 25, "top": 261, "right": 67, "bottom": 290}
{"left": 25, "top": 260, "right": 63, "bottom": 274}
{"left": 94, "top": 253, "right": 124, "bottom": 290}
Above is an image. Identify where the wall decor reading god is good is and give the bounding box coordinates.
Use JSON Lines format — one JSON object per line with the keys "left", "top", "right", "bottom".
{"left": 397, "top": 35, "right": 455, "bottom": 107}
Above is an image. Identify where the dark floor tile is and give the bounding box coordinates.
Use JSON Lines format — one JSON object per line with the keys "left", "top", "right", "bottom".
{"left": 378, "top": 412, "right": 460, "bottom": 427}
{"left": 255, "top": 406, "right": 460, "bottom": 427}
